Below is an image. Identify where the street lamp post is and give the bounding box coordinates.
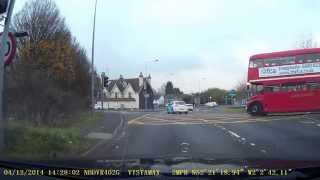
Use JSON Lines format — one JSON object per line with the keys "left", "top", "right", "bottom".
{"left": 145, "top": 59, "right": 159, "bottom": 76}
{"left": 91, "top": 0, "right": 98, "bottom": 113}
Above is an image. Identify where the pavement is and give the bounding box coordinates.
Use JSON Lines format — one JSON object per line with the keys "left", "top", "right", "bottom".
{"left": 84, "top": 106, "right": 320, "bottom": 162}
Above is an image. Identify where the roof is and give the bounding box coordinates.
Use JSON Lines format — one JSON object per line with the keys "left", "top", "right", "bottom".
{"left": 107, "top": 77, "right": 147, "bottom": 92}
{"left": 250, "top": 48, "right": 320, "bottom": 60}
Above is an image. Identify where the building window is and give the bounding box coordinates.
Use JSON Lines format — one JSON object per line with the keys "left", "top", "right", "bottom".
{"left": 129, "top": 92, "right": 132, "bottom": 98}
{"left": 115, "top": 92, "right": 118, "bottom": 99}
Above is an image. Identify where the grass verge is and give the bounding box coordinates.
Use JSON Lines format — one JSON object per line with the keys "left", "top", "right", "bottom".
{"left": 3, "top": 112, "right": 104, "bottom": 160}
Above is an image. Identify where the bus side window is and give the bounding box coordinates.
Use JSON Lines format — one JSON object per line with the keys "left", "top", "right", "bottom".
{"left": 273, "top": 86, "right": 281, "bottom": 92}
{"left": 301, "top": 84, "right": 308, "bottom": 91}
{"left": 264, "top": 85, "right": 280, "bottom": 92}
{"left": 264, "top": 86, "right": 273, "bottom": 92}
{"left": 307, "top": 83, "right": 320, "bottom": 90}
{"left": 257, "top": 85, "right": 263, "bottom": 93}
{"left": 282, "top": 84, "right": 298, "bottom": 92}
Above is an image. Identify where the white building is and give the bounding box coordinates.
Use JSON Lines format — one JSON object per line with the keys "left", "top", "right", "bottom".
{"left": 103, "top": 73, "right": 154, "bottom": 110}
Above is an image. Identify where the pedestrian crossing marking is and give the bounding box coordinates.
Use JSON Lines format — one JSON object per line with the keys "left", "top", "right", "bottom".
{"left": 128, "top": 113, "right": 304, "bottom": 125}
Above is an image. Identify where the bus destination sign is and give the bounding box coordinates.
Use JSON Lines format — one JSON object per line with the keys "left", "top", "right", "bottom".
{"left": 259, "top": 62, "right": 320, "bottom": 78}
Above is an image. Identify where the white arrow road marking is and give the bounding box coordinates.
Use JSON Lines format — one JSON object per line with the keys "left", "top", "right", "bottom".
{"left": 228, "top": 131, "right": 241, "bottom": 138}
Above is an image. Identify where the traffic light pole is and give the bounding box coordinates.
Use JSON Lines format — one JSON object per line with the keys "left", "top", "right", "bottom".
{"left": 0, "top": 0, "right": 15, "bottom": 152}
{"left": 101, "top": 75, "right": 104, "bottom": 110}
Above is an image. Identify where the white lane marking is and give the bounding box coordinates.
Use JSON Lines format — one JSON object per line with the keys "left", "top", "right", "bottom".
{"left": 300, "top": 121, "right": 315, "bottom": 124}
{"left": 317, "top": 124, "right": 320, "bottom": 127}
{"left": 303, "top": 116, "right": 320, "bottom": 121}
{"left": 221, "top": 127, "right": 226, "bottom": 130}
{"left": 241, "top": 137, "right": 246, "bottom": 141}
{"left": 250, "top": 143, "right": 256, "bottom": 146}
{"left": 228, "top": 130, "right": 241, "bottom": 138}
{"left": 260, "top": 149, "right": 267, "bottom": 153}
{"left": 128, "top": 114, "right": 150, "bottom": 124}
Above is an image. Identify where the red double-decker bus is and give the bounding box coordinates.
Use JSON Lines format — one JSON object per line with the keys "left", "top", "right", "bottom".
{"left": 246, "top": 48, "right": 320, "bottom": 115}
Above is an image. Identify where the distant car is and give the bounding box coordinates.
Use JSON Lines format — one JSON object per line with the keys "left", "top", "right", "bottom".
{"left": 185, "top": 104, "right": 194, "bottom": 111}
{"left": 167, "top": 101, "right": 189, "bottom": 114}
{"left": 205, "top": 102, "right": 218, "bottom": 107}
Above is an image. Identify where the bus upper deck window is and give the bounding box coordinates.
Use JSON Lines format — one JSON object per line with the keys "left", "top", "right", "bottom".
{"left": 249, "top": 61, "right": 254, "bottom": 68}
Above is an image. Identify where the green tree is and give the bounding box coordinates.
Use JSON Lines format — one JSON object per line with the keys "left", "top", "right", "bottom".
{"left": 181, "top": 94, "right": 193, "bottom": 104}
{"left": 173, "top": 88, "right": 183, "bottom": 95}
{"left": 201, "top": 88, "right": 228, "bottom": 104}
{"left": 5, "top": 0, "right": 96, "bottom": 125}
{"left": 165, "top": 81, "right": 174, "bottom": 95}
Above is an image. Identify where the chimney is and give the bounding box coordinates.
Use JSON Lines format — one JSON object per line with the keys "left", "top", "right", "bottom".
{"left": 139, "top": 72, "right": 143, "bottom": 87}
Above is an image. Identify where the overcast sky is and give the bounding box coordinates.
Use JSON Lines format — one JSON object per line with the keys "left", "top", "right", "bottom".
{"left": 12, "top": 0, "right": 320, "bottom": 93}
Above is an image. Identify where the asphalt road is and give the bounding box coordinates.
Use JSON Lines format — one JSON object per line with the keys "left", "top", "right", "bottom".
{"left": 86, "top": 106, "right": 320, "bottom": 162}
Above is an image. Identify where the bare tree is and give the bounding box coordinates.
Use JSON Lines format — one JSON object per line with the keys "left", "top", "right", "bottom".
{"left": 235, "top": 78, "right": 247, "bottom": 100}
{"left": 295, "top": 33, "right": 318, "bottom": 48}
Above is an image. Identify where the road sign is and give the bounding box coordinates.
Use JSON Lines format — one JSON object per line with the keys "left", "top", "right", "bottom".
{"left": 0, "top": 32, "right": 16, "bottom": 66}
{"left": 228, "top": 89, "right": 236, "bottom": 97}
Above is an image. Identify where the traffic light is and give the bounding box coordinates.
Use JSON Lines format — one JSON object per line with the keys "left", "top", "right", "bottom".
{"left": 103, "top": 76, "right": 109, "bottom": 87}
{"left": 0, "top": 0, "right": 8, "bottom": 14}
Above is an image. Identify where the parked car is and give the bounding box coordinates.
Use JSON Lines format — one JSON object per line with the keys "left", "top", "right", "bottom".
{"left": 185, "top": 104, "right": 194, "bottom": 111}
{"left": 94, "top": 103, "right": 102, "bottom": 110}
{"left": 205, "top": 101, "right": 218, "bottom": 107}
{"left": 167, "top": 101, "right": 189, "bottom": 114}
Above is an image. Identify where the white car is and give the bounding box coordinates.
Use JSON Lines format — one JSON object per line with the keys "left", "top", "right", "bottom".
{"left": 94, "top": 104, "right": 101, "bottom": 110}
{"left": 205, "top": 102, "right": 218, "bottom": 107}
{"left": 185, "top": 104, "right": 194, "bottom": 111}
{"left": 167, "top": 101, "right": 189, "bottom": 114}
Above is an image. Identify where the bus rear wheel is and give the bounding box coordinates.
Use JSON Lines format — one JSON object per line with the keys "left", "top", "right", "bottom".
{"left": 248, "top": 103, "right": 264, "bottom": 116}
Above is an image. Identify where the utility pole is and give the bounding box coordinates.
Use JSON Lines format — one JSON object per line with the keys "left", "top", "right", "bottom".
{"left": 0, "top": 0, "right": 15, "bottom": 151}
{"left": 91, "top": 0, "right": 98, "bottom": 113}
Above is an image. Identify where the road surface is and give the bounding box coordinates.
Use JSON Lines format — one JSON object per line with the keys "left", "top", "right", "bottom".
{"left": 86, "top": 107, "right": 320, "bottom": 162}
